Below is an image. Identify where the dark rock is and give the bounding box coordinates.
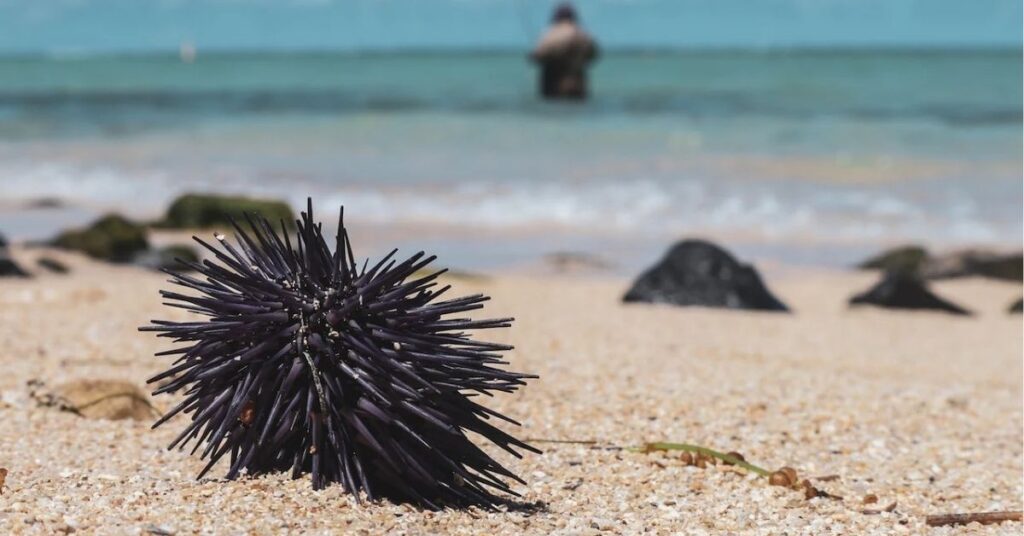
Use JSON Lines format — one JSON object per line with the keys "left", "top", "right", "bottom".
{"left": 623, "top": 240, "right": 789, "bottom": 312}
{"left": 920, "top": 250, "right": 1022, "bottom": 282}
{"left": 36, "top": 257, "right": 69, "bottom": 274}
{"left": 161, "top": 244, "right": 200, "bottom": 265}
{"left": 0, "top": 257, "right": 30, "bottom": 277}
{"left": 134, "top": 244, "right": 200, "bottom": 273}
{"left": 157, "top": 193, "right": 295, "bottom": 230}
{"left": 1009, "top": 298, "right": 1023, "bottom": 314}
{"left": 0, "top": 233, "right": 30, "bottom": 277}
{"left": 849, "top": 273, "right": 970, "bottom": 315}
{"left": 52, "top": 214, "right": 149, "bottom": 263}
{"left": 857, "top": 245, "right": 928, "bottom": 275}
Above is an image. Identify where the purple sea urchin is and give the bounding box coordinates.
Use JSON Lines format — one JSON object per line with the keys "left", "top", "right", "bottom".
{"left": 141, "top": 199, "right": 538, "bottom": 509}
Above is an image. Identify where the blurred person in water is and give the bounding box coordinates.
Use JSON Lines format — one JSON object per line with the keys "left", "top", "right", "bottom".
{"left": 530, "top": 2, "right": 599, "bottom": 100}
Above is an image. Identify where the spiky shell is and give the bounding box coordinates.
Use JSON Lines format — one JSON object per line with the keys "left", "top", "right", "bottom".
{"left": 141, "top": 200, "right": 537, "bottom": 509}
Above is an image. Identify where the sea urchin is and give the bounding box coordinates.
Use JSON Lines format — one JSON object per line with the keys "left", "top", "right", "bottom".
{"left": 141, "top": 199, "right": 538, "bottom": 509}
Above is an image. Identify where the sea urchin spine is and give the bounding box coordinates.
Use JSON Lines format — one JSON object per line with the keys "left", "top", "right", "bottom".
{"left": 141, "top": 199, "right": 538, "bottom": 509}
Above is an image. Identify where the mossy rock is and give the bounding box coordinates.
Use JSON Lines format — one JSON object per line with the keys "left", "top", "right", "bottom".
{"left": 161, "top": 244, "right": 200, "bottom": 264}
{"left": 52, "top": 214, "right": 149, "bottom": 263}
{"left": 921, "top": 250, "right": 1023, "bottom": 282}
{"left": 857, "top": 245, "right": 928, "bottom": 275}
{"left": 135, "top": 244, "right": 200, "bottom": 273}
{"left": 158, "top": 194, "right": 295, "bottom": 230}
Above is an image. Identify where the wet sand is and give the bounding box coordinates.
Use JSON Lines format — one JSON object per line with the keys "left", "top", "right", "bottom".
{"left": 0, "top": 248, "right": 1021, "bottom": 534}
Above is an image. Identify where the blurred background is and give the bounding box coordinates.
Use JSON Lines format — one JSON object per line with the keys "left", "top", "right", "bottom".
{"left": 0, "top": 0, "right": 1020, "bottom": 273}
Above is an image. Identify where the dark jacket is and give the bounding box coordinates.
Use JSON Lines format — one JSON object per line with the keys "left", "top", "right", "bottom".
{"left": 530, "top": 22, "right": 598, "bottom": 100}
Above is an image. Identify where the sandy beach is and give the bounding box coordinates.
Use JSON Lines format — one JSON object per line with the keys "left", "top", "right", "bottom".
{"left": 0, "top": 3, "right": 1020, "bottom": 533}
{"left": 0, "top": 247, "right": 1020, "bottom": 534}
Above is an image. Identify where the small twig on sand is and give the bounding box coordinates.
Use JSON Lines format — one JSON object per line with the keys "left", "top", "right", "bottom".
{"left": 526, "top": 438, "right": 598, "bottom": 445}
{"left": 925, "top": 511, "right": 1023, "bottom": 527}
{"left": 525, "top": 438, "right": 624, "bottom": 451}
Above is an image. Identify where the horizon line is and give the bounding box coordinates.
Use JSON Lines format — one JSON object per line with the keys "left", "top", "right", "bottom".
{"left": 2, "top": 43, "right": 1020, "bottom": 60}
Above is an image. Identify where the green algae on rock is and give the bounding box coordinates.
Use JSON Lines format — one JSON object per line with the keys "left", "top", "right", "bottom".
{"left": 52, "top": 214, "right": 149, "bottom": 263}
{"left": 157, "top": 193, "right": 295, "bottom": 230}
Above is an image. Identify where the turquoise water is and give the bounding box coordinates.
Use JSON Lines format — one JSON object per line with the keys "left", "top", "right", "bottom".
{"left": 2, "top": 51, "right": 1019, "bottom": 137}
{"left": 0, "top": 50, "right": 1020, "bottom": 268}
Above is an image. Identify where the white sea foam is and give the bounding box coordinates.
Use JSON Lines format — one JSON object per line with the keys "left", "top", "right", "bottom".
{"left": 0, "top": 157, "right": 1014, "bottom": 256}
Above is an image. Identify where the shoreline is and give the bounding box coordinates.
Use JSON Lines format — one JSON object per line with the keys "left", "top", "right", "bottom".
{"left": 2, "top": 200, "right": 1021, "bottom": 278}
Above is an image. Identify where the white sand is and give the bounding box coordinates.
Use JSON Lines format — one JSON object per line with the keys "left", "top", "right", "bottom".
{"left": 0, "top": 249, "right": 1021, "bottom": 534}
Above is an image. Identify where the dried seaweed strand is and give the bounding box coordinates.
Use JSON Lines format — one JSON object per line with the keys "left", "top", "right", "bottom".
{"left": 631, "top": 442, "right": 771, "bottom": 477}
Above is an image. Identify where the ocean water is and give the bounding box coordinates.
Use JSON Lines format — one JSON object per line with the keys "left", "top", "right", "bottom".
{"left": 0, "top": 50, "right": 1020, "bottom": 270}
